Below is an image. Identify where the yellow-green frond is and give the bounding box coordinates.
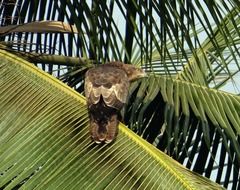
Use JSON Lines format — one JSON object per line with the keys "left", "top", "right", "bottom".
{"left": 0, "top": 50, "right": 224, "bottom": 189}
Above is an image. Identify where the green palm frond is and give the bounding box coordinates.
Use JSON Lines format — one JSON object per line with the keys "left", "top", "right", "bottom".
{"left": 1, "top": 1, "right": 240, "bottom": 189}
{"left": 177, "top": 6, "right": 240, "bottom": 89}
{"left": 1, "top": 1, "right": 240, "bottom": 91}
{"left": 0, "top": 50, "right": 224, "bottom": 189}
{"left": 125, "top": 75, "right": 240, "bottom": 187}
{"left": 127, "top": 75, "right": 240, "bottom": 150}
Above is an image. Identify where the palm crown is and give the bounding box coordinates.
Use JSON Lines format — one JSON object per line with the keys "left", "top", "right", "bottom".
{"left": 0, "top": 1, "right": 240, "bottom": 189}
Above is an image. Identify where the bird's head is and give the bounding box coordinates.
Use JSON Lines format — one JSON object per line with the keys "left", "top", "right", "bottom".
{"left": 107, "top": 61, "right": 147, "bottom": 82}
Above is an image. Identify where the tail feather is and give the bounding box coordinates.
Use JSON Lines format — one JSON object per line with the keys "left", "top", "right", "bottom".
{"left": 90, "top": 113, "right": 119, "bottom": 144}
{"left": 105, "top": 114, "right": 119, "bottom": 143}
{"left": 90, "top": 119, "right": 106, "bottom": 144}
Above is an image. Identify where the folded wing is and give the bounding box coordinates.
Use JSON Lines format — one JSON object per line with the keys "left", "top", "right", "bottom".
{"left": 85, "top": 65, "right": 129, "bottom": 110}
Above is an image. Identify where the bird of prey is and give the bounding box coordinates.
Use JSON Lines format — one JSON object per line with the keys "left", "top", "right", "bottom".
{"left": 84, "top": 61, "right": 146, "bottom": 144}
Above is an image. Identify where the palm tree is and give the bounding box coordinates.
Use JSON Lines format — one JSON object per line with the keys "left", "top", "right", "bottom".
{"left": 0, "top": 0, "right": 239, "bottom": 189}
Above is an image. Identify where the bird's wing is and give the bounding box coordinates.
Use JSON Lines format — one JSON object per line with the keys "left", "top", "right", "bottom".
{"left": 84, "top": 65, "right": 129, "bottom": 110}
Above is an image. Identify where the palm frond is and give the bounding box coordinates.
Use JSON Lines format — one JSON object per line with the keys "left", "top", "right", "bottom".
{"left": 1, "top": 1, "right": 240, "bottom": 189}
{"left": 1, "top": 1, "right": 240, "bottom": 84}
{"left": 126, "top": 74, "right": 240, "bottom": 189}
{"left": 0, "top": 49, "right": 224, "bottom": 189}
{"left": 0, "top": 21, "right": 78, "bottom": 35}
{"left": 177, "top": 6, "right": 240, "bottom": 90}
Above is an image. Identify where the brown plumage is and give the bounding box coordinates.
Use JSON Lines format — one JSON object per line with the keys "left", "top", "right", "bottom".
{"left": 84, "top": 61, "right": 146, "bottom": 144}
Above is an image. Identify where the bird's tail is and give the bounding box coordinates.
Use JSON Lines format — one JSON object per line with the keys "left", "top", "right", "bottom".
{"left": 105, "top": 114, "right": 119, "bottom": 144}
{"left": 90, "top": 114, "right": 119, "bottom": 144}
